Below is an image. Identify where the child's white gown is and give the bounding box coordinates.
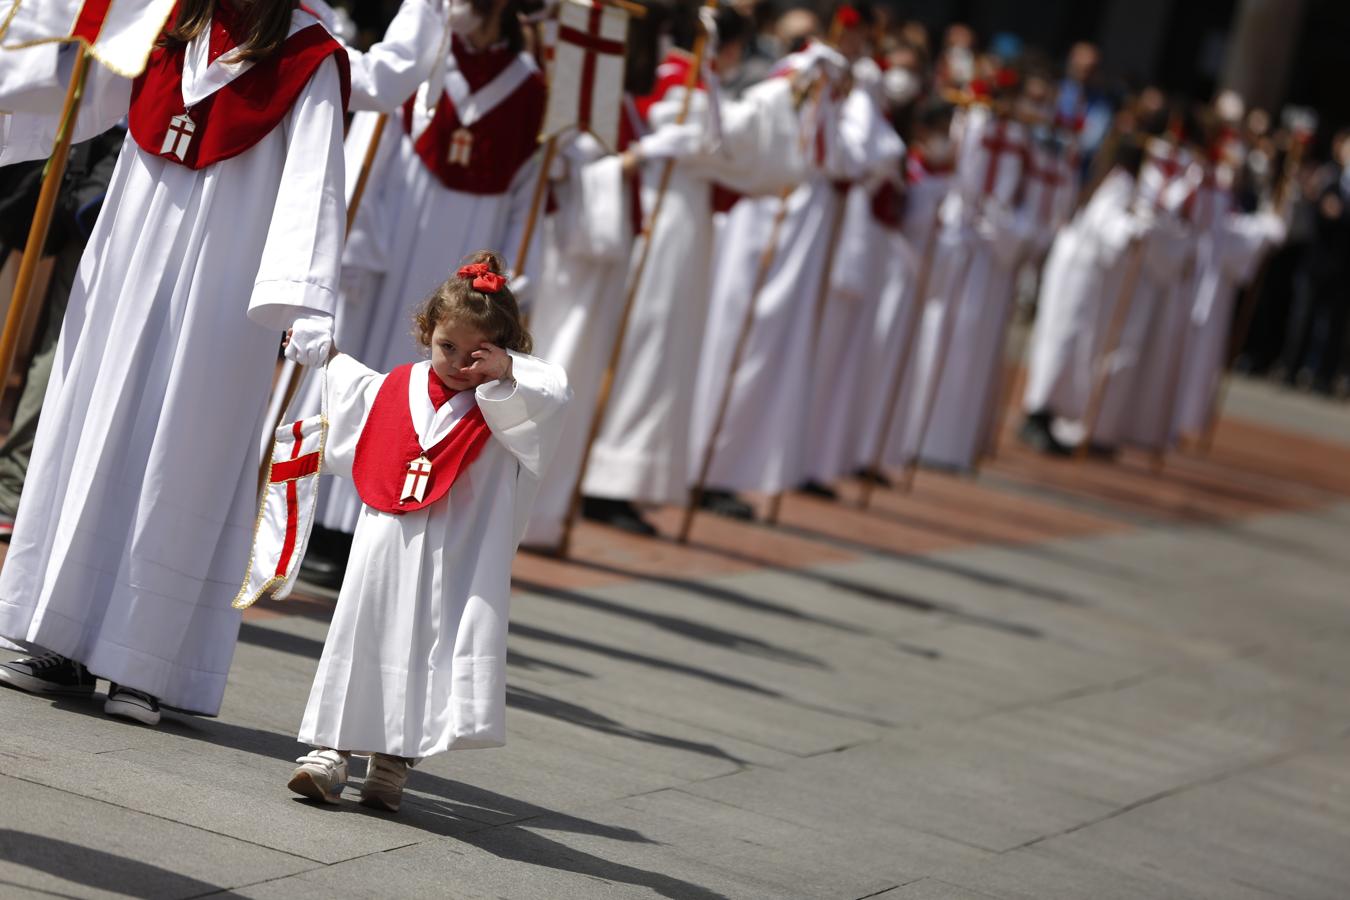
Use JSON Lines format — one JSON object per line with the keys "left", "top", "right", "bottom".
{"left": 299, "top": 352, "right": 569, "bottom": 757}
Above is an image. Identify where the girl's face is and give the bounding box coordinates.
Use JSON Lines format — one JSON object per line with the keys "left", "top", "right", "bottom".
{"left": 430, "top": 317, "right": 491, "bottom": 391}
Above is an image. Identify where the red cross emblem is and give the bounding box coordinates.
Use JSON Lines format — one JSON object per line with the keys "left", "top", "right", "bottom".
{"left": 980, "top": 118, "right": 1024, "bottom": 198}
{"left": 401, "top": 456, "right": 433, "bottom": 503}
{"left": 160, "top": 112, "right": 196, "bottom": 161}
{"left": 448, "top": 127, "right": 473, "bottom": 166}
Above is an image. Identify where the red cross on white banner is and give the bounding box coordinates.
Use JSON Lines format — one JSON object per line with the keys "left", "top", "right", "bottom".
{"left": 540, "top": 0, "right": 631, "bottom": 152}
{"left": 980, "top": 118, "right": 1024, "bottom": 198}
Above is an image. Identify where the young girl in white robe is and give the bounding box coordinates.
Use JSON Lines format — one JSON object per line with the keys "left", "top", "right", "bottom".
{"left": 287, "top": 251, "right": 570, "bottom": 812}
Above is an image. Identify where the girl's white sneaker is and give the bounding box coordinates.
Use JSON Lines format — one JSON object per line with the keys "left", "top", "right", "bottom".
{"left": 289, "top": 749, "right": 348, "bottom": 804}
{"left": 360, "top": 753, "right": 409, "bottom": 812}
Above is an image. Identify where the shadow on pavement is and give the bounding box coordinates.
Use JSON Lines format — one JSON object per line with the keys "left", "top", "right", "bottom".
{"left": 235, "top": 624, "right": 749, "bottom": 763}
{"left": 0, "top": 830, "right": 245, "bottom": 898}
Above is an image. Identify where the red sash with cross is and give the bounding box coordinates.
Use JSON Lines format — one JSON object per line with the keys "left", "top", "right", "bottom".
{"left": 128, "top": 8, "right": 350, "bottom": 170}
{"left": 352, "top": 364, "right": 493, "bottom": 515}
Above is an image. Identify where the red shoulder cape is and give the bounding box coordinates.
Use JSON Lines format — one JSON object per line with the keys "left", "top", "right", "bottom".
{"left": 352, "top": 364, "right": 493, "bottom": 515}
{"left": 128, "top": 13, "right": 351, "bottom": 170}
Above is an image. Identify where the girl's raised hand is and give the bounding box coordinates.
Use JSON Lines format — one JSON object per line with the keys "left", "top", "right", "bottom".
{"left": 461, "top": 342, "right": 513, "bottom": 385}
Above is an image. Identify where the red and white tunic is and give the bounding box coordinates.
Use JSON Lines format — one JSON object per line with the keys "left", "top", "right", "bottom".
{"left": 299, "top": 353, "right": 570, "bottom": 758}
{"left": 0, "top": 3, "right": 348, "bottom": 716}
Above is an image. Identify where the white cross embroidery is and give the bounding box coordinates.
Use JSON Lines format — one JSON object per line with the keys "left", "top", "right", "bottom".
{"left": 447, "top": 127, "right": 473, "bottom": 166}
{"left": 160, "top": 112, "right": 197, "bottom": 161}
{"left": 401, "top": 456, "right": 433, "bottom": 504}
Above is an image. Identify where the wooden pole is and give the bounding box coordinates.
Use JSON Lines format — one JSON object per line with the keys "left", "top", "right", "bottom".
{"left": 858, "top": 206, "right": 941, "bottom": 510}
{"left": 513, "top": 135, "right": 559, "bottom": 285}
{"left": 677, "top": 188, "right": 793, "bottom": 543}
{"left": 894, "top": 241, "right": 975, "bottom": 492}
{"left": 555, "top": 0, "right": 718, "bottom": 556}
{"left": 1074, "top": 238, "right": 1146, "bottom": 461}
{"left": 0, "top": 45, "right": 91, "bottom": 406}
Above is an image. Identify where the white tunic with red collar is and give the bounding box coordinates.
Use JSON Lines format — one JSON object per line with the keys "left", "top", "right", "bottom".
{"left": 299, "top": 353, "right": 570, "bottom": 757}
{"left": 316, "top": 35, "right": 547, "bottom": 534}
{"left": 0, "top": 6, "right": 347, "bottom": 716}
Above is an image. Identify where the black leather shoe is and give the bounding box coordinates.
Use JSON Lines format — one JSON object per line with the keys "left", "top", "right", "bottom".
{"left": 581, "top": 497, "right": 658, "bottom": 537}
{"left": 698, "top": 489, "right": 755, "bottom": 520}
{"left": 797, "top": 480, "right": 838, "bottom": 501}
{"left": 1017, "top": 413, "right": 1072, "bottom": 457}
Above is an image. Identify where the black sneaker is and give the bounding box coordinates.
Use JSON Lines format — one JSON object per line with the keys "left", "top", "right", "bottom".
{"left": 0, "top": 653, "right": 96, "bottom": 696}
{"left": 104, "top": 684, "right": 161, "bottom": 726}
{"left": 1018, "top": 413, "right": 1072, "bottom": 457}
{"left": 797, "top": 480, "right": 838, "bottom": 500}
{"left": 698, "top": 489, "right": 755, "bottom": 520}
{"left": 581, "top": 497, "right": 658, "bottom": 537}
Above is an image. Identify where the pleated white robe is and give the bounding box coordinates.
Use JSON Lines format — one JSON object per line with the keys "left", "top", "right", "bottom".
{"left": 0, "top": 56, "right": 347, "bottom": 715}
{"left": 300, "top": 353, "right": 569, "bottom": 757}
{"left": 523, "top": 137, "right": 633, "bottom": 547}
{"left": 693, "top": 86, "right": 899, "bottom": 496}
{"left": 581, "top": 79, "right": 805, "bottom": 505}
{"left": 1020, "top": 170, "right": 1141, "bottom": 426}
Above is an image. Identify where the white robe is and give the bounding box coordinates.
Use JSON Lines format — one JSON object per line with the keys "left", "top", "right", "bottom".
{"left": 893, "top": 109, "right": 1030, "bottom": 470}
{"left": 693, "top": 85, "right": 900, "bottom": 495}
{"left": 522, "top": 135, "right": 633, "bottom": 547}
{"left": 0, "top": 48, "right": 346, "bottom": 715}
{"left": 855, "top": 173, "right": 946, "bottom": 469}
{"left": 318, "top": 54, "right": 543, "bottom": 533}
{"left": 581, "top": 78, "right": 805, "bottom": 505}
{"left": 299, "top": 353, "right": 569, "bottom": 757}
{"left": 1020, "top": 170, "right": 1141, "bottom": 427}
{"left": 1173, "top": 210, "right": 1283, "bottom": 437}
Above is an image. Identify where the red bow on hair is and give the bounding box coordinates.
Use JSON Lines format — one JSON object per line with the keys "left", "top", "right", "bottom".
{"left": 457, "top": 262, "right": 506, "bottom": 294}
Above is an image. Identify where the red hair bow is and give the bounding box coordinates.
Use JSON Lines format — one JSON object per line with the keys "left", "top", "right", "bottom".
{"left": 457, "top": 262, "right": 506, "bottom": 294}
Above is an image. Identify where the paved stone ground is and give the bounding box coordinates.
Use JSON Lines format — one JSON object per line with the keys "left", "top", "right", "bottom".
{"left": 2, "top": 376, "right": 1349, "bottom": 900}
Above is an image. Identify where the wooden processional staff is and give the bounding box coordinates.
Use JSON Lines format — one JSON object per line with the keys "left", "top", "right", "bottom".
{"left": 554, "top": 0, "right": 718, "bottom": 556}
{"left": 0, "top": 45, "right": 93, "bottom": 410}
{"left": 1074, "top": 236, "right": 1147, "bottom": 460}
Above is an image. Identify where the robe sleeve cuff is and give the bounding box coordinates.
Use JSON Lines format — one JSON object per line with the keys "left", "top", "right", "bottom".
{"left": 476, "top": 353, "right": 569, "bottom": 428}
{"left": 248, "top": 278, "right": 338, "bottom": 332}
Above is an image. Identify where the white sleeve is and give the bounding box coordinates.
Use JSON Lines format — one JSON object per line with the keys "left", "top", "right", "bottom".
{"left": 678, "top": 78, "right": 808, "bottom": 196}
{"left": 0, "top": 48, "right": 131, "bottom": 165}
{"left": 319, "top": 353, "right": 385, "bottom": 479}
{"left": 346, "top": 0, "right": 447, "bottom": 112}
{"left": 828, "top": 88, "right": 904, "bottom": 184}
{"left": 340, "top": 110, "right": 405, "bottom": 271}
{"left": 475, "top": 352, "right": 572, "bottom": 478}
{"left": 248, "top": 56, "right": 347, "bottom": 331}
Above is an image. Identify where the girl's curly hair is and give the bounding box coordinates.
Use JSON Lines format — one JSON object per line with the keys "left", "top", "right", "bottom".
{"left": 412, "top": 250, "right": 533, "bottom": 354}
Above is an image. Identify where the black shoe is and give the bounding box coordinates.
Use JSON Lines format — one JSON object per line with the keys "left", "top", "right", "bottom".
{"left": 1085, "top": 442, "right": 1118, "bottom": 460}
{"left": 581, "top": 496, "right": 658, "bottom": 536}
{"left": 299, "top": 552, "right": 346, "bottom": 589}
{"left": 853, "top": 466, "right": 892, "bottom": 488}
{"left": 104, "top": 683, "right": 161, "bottom": 726}
{"left": 698, "top": 489, "right": 755, "bottom": 520}
{"left": 0, "top": 653, "right": 96, "bottom": 696}
{"left": 1018, "top": 413, "right": 1072, "bottom": 457}
{"left": 797, "top": 480, "right": 838, "bottom": 500}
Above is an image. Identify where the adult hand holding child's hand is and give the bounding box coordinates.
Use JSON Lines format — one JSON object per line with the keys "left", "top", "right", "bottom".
{"left": 460, "top": 342, "right": 512, "bottom": 386}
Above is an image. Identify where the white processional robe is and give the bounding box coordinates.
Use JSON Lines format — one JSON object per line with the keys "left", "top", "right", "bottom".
{"left": 1172, "top": 210, "right": 1284, "bottom": 437}
{"left": 856, "top": 171, "right": 948, "bottom": 469}
{"left": 319, "top": 44, "right": 544, "bottom": 533}
{"left": 581, "top": 78, "right": 805, "bottom": 505}
{"left": 299, "top": 354, "right": 569, "bottom": 757}
{"left": 693, "top": 85, "right": 898, "bottom": 496}
{"left": 1020, "top": 170, "right": 1141, "bottom": 428}
{"left": 522, "top": 134, "right": 634, "bottom": 546}
{"left": 1092, "top": 217, "right": 1195, "bottom": 450}
{"left": 0, "top": 51, "right": 346, "bottom": 715}
{"left": 900, "top": 109, "right": 1028, "bottom": 470}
